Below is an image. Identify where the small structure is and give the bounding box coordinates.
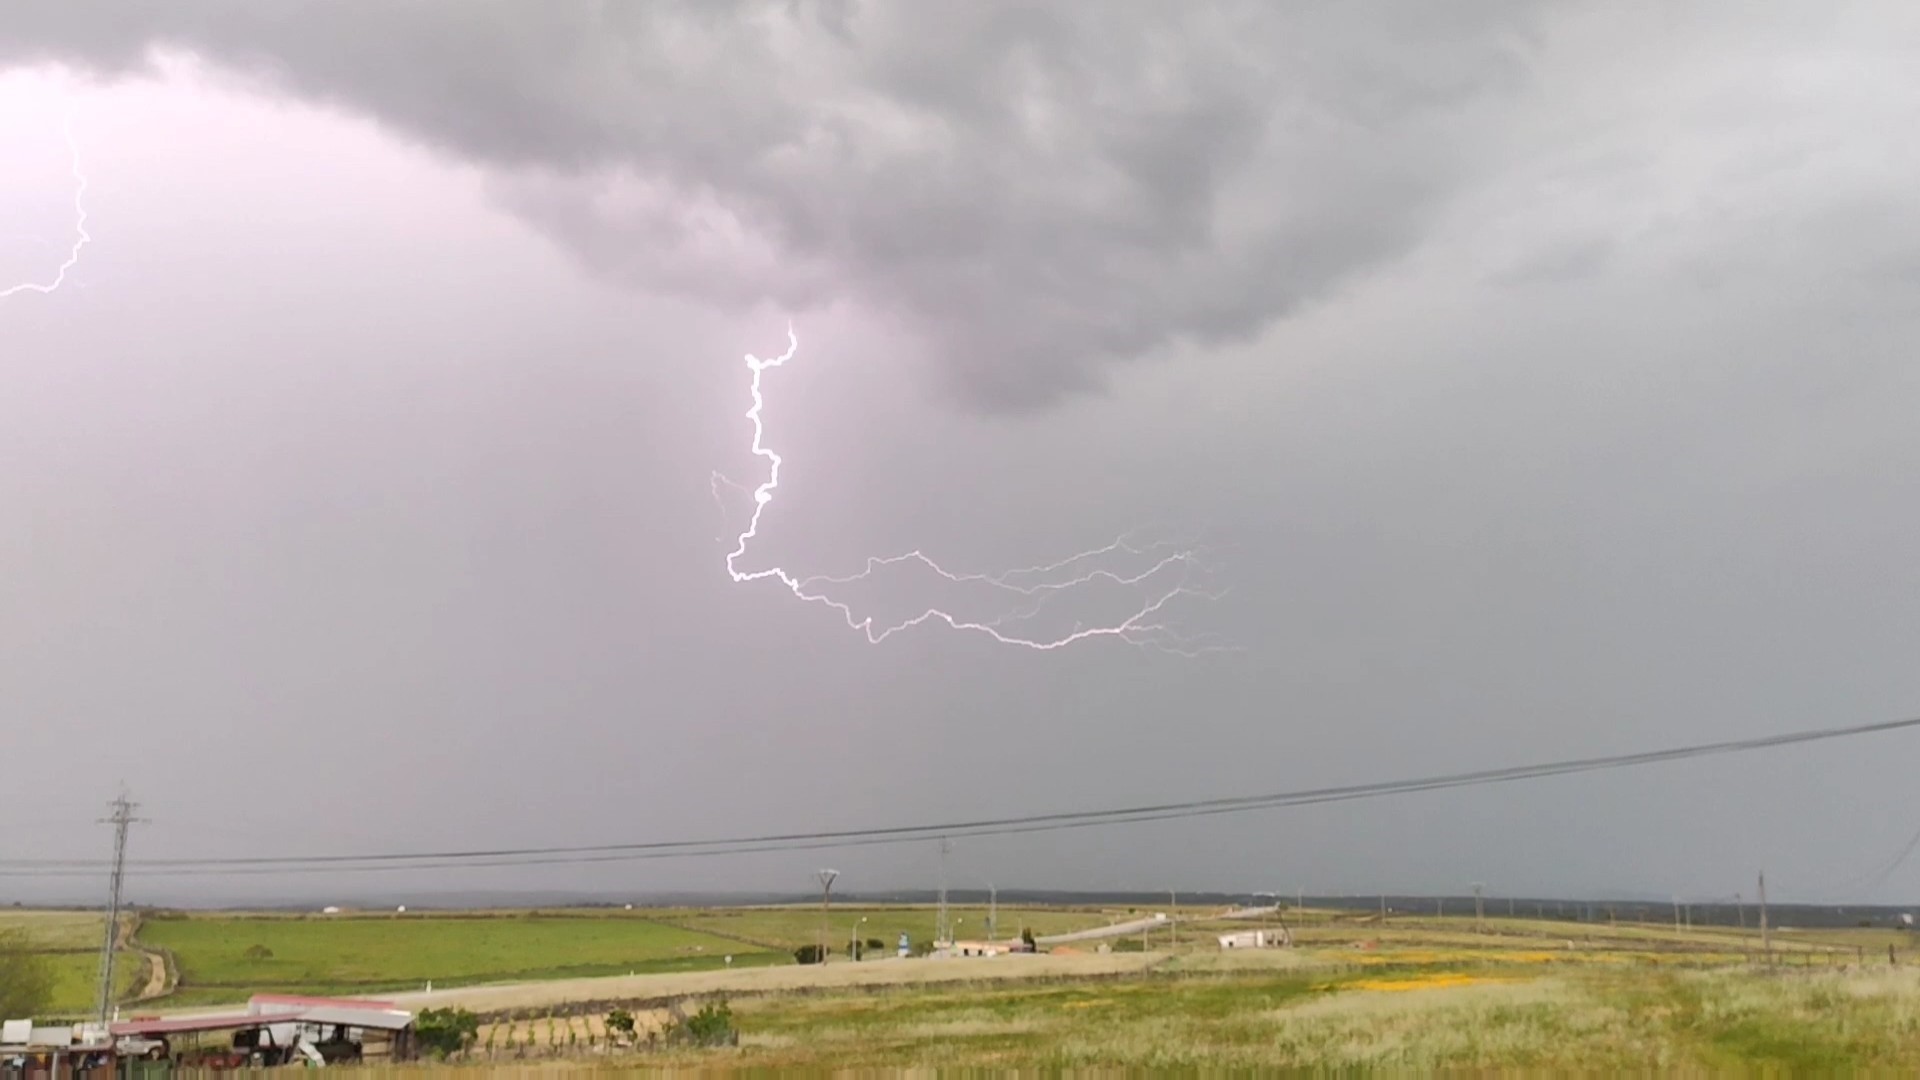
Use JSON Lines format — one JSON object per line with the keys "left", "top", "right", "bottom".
{"left": 1218, "top": 929, "right": 1288, "bottom": 949}
{"left": 1, "top": 1019, "right": 117, "bottom": 1078}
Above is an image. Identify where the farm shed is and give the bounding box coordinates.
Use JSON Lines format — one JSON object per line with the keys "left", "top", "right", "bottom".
{"left": 109, "top": 995, "right": 415, "bottom": 1067}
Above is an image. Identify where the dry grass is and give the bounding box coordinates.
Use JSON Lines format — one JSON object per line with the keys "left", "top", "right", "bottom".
{"left": 222, "top": 964, "right": 1920, "bottom": 1073}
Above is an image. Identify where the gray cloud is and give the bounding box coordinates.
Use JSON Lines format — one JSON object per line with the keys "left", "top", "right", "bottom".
{"left": 1, "top": 0, "right": 1544, "bottom": 410}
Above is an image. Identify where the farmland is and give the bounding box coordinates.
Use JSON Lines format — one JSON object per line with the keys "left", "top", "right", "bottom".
{"left": 136, "top": 911, "right": 790, "bottom": 1006}
{"left": 123, "top": 904, "right": 1116, "bottom": 1006}
{"left": 377, "top": 911, "right": 1920, "bottom": 1071}
{"left": 9, "top": 903, "right": 1920, "bottom": 1068}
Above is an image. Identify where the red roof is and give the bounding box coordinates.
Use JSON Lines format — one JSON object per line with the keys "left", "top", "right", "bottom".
{"left": 111, "top": 1014, "right": 280, "bottom": 1037}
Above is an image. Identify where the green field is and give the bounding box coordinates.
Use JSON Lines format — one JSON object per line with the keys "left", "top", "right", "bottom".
{"left": 37, "top": 952, "right": 143, "bottom": 1019}
{"left": 653, "top": 904, "right": 1111, "bottom": 953}
{"left": 139, "top": 911, "right": 789, "bottom": 1004}
{"left": 0, "top": 911, "right": 145, "bottom": 1018}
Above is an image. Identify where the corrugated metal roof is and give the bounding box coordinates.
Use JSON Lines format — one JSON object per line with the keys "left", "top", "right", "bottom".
{"left": 294, "top": 1006, "right": 412, "bottom": 1032}
{"left": 111, "top": 996, "right": 412, "bottom": 1038}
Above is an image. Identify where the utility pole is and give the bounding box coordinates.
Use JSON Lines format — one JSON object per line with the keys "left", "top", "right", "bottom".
{"left": 1735, "top": 893, "right": 1746, "bottom": 930}
{"left": 935, "top": 839, "right": 951, "bottom": 948}
{"left": 1473, "top": 883, "right": 1485, "bottom": 933}
{"left": 1758, "top": 871, "right": 1771, "bottom": 967}
{"left": 816, "top": 869, "right": 838, "bottom": 963}
{"left": 1170, "top": 889, "right": 1177, "bottom": 950}
{"left": 95, "top": 791, "right": 143, "bottom": 1023}
{"left": 987, "top": 883, "right": 997, "bottom": 943}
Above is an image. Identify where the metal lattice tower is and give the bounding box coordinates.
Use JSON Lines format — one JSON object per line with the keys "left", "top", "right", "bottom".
{"left": 95, "top": 791, "right": 142, "bottom": 1022}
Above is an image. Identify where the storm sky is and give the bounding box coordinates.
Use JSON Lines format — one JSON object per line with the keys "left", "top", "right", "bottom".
{"left": 4, "top": 1, "right": 1920, "bottom": 906}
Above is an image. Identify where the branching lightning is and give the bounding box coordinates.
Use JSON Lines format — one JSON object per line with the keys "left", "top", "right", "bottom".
{"left": 0, "top": 118, "right": 90, "bottom": 300}
{"left": 717, "top": 325, "right": 1228, "bottom": 653}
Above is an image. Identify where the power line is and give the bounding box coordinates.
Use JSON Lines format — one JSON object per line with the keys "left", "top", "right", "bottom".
{"left": 4, "top": 713, "right": 1917, "bottom": 878}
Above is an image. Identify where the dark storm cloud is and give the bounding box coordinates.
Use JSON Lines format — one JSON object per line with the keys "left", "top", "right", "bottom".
{"left": 0, "top": 0, "right": 1544, "bottom": 409}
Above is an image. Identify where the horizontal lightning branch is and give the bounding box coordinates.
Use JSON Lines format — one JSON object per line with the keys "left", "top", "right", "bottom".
{"left": 716, "top": 325, "right": 1227, "bottom": 653}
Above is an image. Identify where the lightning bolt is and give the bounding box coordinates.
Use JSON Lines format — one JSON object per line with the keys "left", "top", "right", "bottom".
{"left": 718, "top": 325, "right": 1229, "bottom": 653}
{"left": 1, "top": 118, "right": 90, "bottom": 300}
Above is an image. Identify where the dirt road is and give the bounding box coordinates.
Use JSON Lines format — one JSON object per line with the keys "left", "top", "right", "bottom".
{"left": 381, "top": 951, "right": 1163, "bottom": 1014}
{"left": 117, "top": 913, "right": 172, "bottom": 1002}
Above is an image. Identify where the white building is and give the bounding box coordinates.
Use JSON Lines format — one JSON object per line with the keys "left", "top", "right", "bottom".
{"left": 1217, "top": 929, "right": 1287, "bottom": 949}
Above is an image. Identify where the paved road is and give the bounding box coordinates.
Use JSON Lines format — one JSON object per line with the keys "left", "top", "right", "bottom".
{"left": 1035, "top": 914, "right": 1169, "bottom": 945}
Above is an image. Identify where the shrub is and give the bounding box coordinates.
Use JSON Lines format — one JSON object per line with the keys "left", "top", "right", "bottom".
{"left": 865, "top": 937, "right": 886, "bottom": 951}
{"left": 606, "top": 1008, "right": 636, "bottom": 1040}
{"left": 414, "top": 1007, "right": 479, "bottom": 1058}
{"left": 793, "top": 944, "right": 825, "bottom": 965}
{"left": 664, "top": 1000, "right": 736, "bottom": 1048}
{"left": 243, "top": 944, "right": 274, "bottom": 961}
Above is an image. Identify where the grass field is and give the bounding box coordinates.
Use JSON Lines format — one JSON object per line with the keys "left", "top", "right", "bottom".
{"left": 139, "top": 912, "right": 794, "bottom": 1005}
{"left": 0, "top": 911, "right": 143, "bottom": 1017}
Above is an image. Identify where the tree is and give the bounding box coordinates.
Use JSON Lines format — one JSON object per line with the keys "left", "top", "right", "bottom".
{"left": 606, "top": 1008, "right": 636, "bottom": 1041}
{"left": 793, "top": 944, "right": 825, "bottom": 965}
{"left": 1021, "top": 927, "right": 1037, "bottom": 949}
{"left": 0, "top": 931, "right": 55, "bottom": 1019}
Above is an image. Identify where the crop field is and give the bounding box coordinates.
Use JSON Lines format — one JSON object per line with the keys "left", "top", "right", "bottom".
{"left": 137, "top": 911, "right": 789, "bottom": 1006}
{"left": 135, "top": 905, "right": 1113, "bottom": 1006}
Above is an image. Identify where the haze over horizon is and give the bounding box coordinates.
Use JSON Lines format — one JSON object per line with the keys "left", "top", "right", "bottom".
{"left": 4, "top": 3, "right": 1920, "bottom": 910}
